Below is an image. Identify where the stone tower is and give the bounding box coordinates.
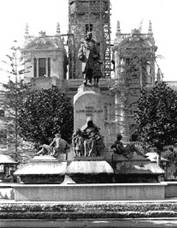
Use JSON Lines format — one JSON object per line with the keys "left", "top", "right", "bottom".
{"left": 68, "top": 0, "right": 111, "bottom": 79}
{"left": 112, "top": 21, "right": 157, "bottom": 141}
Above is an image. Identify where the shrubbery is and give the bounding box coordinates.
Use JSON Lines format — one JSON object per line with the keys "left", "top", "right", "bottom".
{"left": 1, "top": 202, "right": 177, "bottom": 219}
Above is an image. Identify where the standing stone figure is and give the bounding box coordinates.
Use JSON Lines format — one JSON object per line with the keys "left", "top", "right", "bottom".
{"left": 78, "top": 32, "right": 102, "bottom": 86}
{"left": 72, "top": 129, "right": 84, "bottom": 157}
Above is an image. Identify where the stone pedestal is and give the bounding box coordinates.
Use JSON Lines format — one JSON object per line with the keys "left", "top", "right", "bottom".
{"left": 14, "top": 155, "right": 67, "bottom": 184}
{"left": 66, "top": 157, "right": 114, "bottom": 183}
{"left": 73, "top": 85, "right": 105, "bottom": 136}
{"left": 14, "top": 182, "right": 167, "bottom": 201}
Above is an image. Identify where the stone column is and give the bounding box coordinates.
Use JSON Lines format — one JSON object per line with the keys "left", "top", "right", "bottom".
{"left": 115, "top": 93, "right": 119, "bottom": 123}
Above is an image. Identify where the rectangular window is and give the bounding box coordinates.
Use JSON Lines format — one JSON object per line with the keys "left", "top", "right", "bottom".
{"left": 0, "top": 109, "right": 5, "bottom": 117}
{"left": 39, "top": 58, "right": 46, "bottom": 77}
{"left": 33, "top": 58, "right": 37, "bottom": 77}
{"left": 104, "top": 105, "right": 108, "bottom": 121}
{"left": 85, "top": 24, "right": 93, "bottom": 34}
{"left": 0, "top": 129, "right": 7, "bottom": 145}
{"left": 48, "top": 58, "right": 50, "bottom": 77}
{"left": 0, "top": 165, "right": 4, "bottom": 173}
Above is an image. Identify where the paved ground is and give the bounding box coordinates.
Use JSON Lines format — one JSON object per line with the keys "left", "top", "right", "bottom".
{"left": 1, "top": 185, "right": 177, "bottom": 227}
{"left": 1, "top": 218, "right": 177, "bottom": 227}
{"left": 1, "top": 198, "right": 177, "bottom": 203}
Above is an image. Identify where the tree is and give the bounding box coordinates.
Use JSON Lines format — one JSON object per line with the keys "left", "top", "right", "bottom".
{"left": 162, "top": 145, "right": 177, "bottom": 179}
{"left": 1, "top": 41, "right": 31, "bottom": 158}
{"left": 18, "top": 87, "right": 73, "bottom": 145}
{"left": 135, "top": 81, "right": 177, "bottom": 157}
{"left": 3, "top": 80, "right": 29, "bottom": 116}
{"left": 3, "top": 80, "right": 30, "bottom": 157}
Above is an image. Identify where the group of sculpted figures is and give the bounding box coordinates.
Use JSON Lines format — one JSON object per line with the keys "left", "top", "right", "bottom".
{"left": 36, "top": 128, "right": 144, "bottom": 159}
{"left": 36, "top": 121, "right": 145, "bottom": 159}
{"left": 36, "top": 118, "right": 105, "bottom": 158}
{"left": 72, "top": 118, "right": 105, "bottom": 157}
{"left": 111, "top": 133, "right": 145, "bottom": 159}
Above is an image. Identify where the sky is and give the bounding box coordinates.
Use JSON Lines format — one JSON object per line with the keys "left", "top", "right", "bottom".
{"left": 0, "top": 0, "right": 176, "bottom": 82}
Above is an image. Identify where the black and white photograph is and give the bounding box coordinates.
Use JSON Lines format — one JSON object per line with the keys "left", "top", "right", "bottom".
{"left": 0, "top": 0, "right": 177, "bottom": 227}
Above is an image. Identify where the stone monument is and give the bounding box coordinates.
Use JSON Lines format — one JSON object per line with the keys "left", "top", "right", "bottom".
{"left": 66, "top": 38, "right": 114, "bottom": 183}
{"left": 12, "top": 32, "right": 166, "bottom": 201}
{"left": 73, "top": 81, "right": 108, "bottom": 158}
{"left": 75, "top": 31, "right": 104, "bottom": 134}
{"left": 74, "top": 85, "right": 105, "bottom": 137}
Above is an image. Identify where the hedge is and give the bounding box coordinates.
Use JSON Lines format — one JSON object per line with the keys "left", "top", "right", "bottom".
{"left": 1, "top": 201, "right": 177, "bottom": 219}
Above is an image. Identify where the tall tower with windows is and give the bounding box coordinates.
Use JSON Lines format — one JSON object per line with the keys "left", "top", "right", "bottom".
{"left": 68, "top": 0, "right": 111, "bottom": 79}
{"left": 112, "top": 21, "right": 157, "bottom": 141}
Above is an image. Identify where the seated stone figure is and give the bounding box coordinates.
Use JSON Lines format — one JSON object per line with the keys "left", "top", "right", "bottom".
{"left": 111, "top": 133, "right": 125, "bottom": 155}
{"left": 50, "top": 133, "right": 70, "bottom": 159}
{"left": 111, "top": 133, "right": 145, "bottom": 159}
{"left": 124, "top": 133, "right": 146, "bottom": 159}
{"left": 36, "top": 133, "right": 70, "bottom": 159}
{"left": 81, "top": 117, "right": 105, "bottom": 157}
{"left": 36, "top": 144, "right": 53, "bottom": 156}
